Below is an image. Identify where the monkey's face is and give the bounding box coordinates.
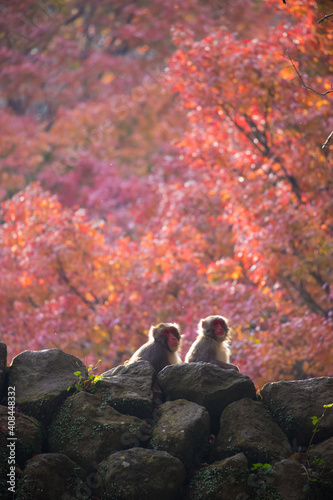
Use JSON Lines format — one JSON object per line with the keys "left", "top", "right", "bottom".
{"left": 162, "top": 327, "right": 180, "bottom": 352}
{"left": 211, "top": 318, "right": 228, "bottom": 339}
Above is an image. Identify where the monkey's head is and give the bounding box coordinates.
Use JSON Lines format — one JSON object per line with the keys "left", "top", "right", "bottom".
{"left": 150, "top": 323, "right": 181, "bottom": 352}
{"left": 200, "top": 315, "right": 230, "bottom": 342}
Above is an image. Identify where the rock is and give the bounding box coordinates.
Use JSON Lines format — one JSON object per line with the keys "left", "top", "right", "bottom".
{"left": 97, "top": 447, "right": 186, "bottom": 500}
{"left": 270, "top": 459, "right": 308, "bottom": 500}
{"left": 8, "top": 349, "right": 88, "bottom": 425}
{"left": 157, "top": 363, "right": 256, "bottom": 428}
{"left": 0, "top": 370, "right": 6, "bottom": 403}
{"left": 261, "top": 377, "right": 333, "bottom": 446}
{"left": 2, "top": 344, "right": 332, "bottom": 498}
{"left": 48, "top": 390, "right": 145, "bottom": 472}
{"left": 16, "top": 453, "right": 86, "bottom": 500}
{"left": 95, "top": 360, "right": 155, "bottom": 419}
{"left": 149, "top": 399, "right": 210, "bottom": 468}
{"left": 308, "top": 436, "right": 333, "bottom": 496}
{"left": 0, "top": 343, "right": 7, "bottom": 370}
{"left": 0, "top": 342, "right": 7, "bottom": 370}
{"left": 0, "top": 343, "right": 7, "bottom": 401}
{"left": 0, "top": 433, "right": 10, "bottom": 499}
{"left": 185, "top": 453, "right": 248, "bottom": 500}
{"left": 212, "top": 398, "right": 291, "bottom": 464}
{"left": 0, "top": 406, "right": 44, "bottom": 466}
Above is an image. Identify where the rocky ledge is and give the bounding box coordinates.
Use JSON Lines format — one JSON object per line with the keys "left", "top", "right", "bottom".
{"left": 0, "top": 343, "right": 332, "bottom": 499}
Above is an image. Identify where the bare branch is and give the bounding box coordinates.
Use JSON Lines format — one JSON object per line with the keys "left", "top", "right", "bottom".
{"left": 219, "top": 101, "right": 303, "bottom": 203}
{"left": 318, "top": 13, "right": 333, "bottom": 24}
{"left": 288, "top": 56, "right": 333, "bottom": 96}
{"left": 322, "top": 130, "right": 333, "bottom": 149}
{"left": 28, "top": 297, "right": 38, "bottom": 308}
{"left": 57, "top": 256, "right": 96, "bottom": 311}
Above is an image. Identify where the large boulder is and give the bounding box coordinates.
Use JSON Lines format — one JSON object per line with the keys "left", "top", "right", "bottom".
{"left": 149, "top": 399, "right": 210, "bottom": 468}
{"left": 16, "top": 453, "right": 86, "bottom": 500}
{"left": 0, "top": 434, "right": 9, "bottom": 499}
{"left": 248, "top": 459, "right": 309, "bottom": 500}
{"left": 212, "top": 398, "right": 291, "bottom": 464}
{"left": 308, "top": 436, "right": 333, "bottom": 497}
{"left": 0, "top": 343, "right": 6, "bottom": 370}
{"left": 8, "top": 349, "right": 88, "bottom": 425}
{"left": 0, "top": 406, "right": 44, "bottom": 466}
{"left": 48, "top": 390, "right": 145, "bottom": 472}
{"left": 97, "top": 447, "right": 186, "bottom": 500}
{"left": 261, "top": 377, "right": 333, "bottom": 446}
{"left": 269, "top": 459, "right": 308, "bottom": 500}
{"left": 157, "top": 363, "right": 256, "bottom": 428}
{"left": 185, "top": 453, "right": 249, "bottom": 500}
{"left": 95, "top": 360, "right": 155, "bottom": 419}
{"left": 0, "top": 343, "right": 7, "bottom": 401}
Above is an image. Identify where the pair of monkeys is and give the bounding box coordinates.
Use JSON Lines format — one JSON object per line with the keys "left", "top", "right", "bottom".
{"left": 127, "top": 315, "right": 239, "bottom": 373}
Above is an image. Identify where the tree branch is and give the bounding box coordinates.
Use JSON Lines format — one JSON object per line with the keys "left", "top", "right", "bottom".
{"left": 284, "top": 274, "right": 328, "bottom": 318}
{"left": 289, "top": 56, "right": 333, "bottom": 96}
{"left": 57, "top": 256, "right": 96, "bottom": 311}
{"left": 219, "top": 101, "right": 303, "bottom": 203}
{"left": 318, "top": 13, "right": 333, "bottom": 24}
{"left": 322, "top": 130, "right": 333, "bottom": 149}
{"left": 28, "top": 297, "right": 38, "bottom": 308}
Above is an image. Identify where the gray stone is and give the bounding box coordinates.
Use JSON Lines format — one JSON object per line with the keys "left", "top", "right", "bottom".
{"left": 16, "top": 453, "right": 86, "bottom": 500}
{"left": 149, "top": 399, "right": 210, "bottom": 467}
{"left": 261, "top": 377, "right": 333, "bottom": 446}
{"left": 271, "top": 459, "right": 308, "bottom": 500}
{"left": 185, "top": 453, "right": 248, "bottom": 500}
{"left": 8, "top": 348, "right": 88, "bottom": 424}
{"left": 158, "top": 363, "right": 256, "bottom": 424}
{"left": 0, "top": 433, "right": 10, "bottom": 499}
{"left": 0, "top": 405, "right": 44, "bottom": 466}
{"left": 96, "top": 360, "right": 154, "bottom": 418}
{"left": 212, "top": 398, "right": 291, "bottom": 464}
{"left": 0, "top": 343, "right": 7, "bottom": 370}
{"left": 48, "top": 390, "right": 145, "bottom": 472}
{"left": 97, "top": 447, "right": 185, "bottom": 500}
{"left": 308, "top": 436, "right": 333, "bottom": 495}
{"left": 0, "top": 343, "right": 7, "bottom": 402}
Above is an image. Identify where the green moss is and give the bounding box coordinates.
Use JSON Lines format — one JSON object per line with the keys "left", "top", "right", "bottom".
{"left": 48, "top": 398, "right": 87, "bottom": 458}
{"left": 252, "top": 483, "right": 283, "bottom": 500}
{"left": 188, "top": 463, "right": 247, "bottom": 500}
{"left": 101, "top": 392, "right": 152, "bottom": 419}
{"left": 268, "top": 404, "right": 300, "bottom": 438}
{"left": 16, "top": 477, "right": 42, "bottom": 500}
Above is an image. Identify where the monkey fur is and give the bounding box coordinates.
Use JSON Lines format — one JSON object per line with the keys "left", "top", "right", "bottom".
{"left": 185, "top": 315, "right": 239, "bottom": 371}
{"left": 127, "top": 322, "right": 182, "bottom": 373}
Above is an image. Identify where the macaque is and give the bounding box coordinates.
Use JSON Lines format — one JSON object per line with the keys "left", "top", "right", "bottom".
{"left": 127, "top": 323, "right": 182, "bottom": 373}
{"left": 185, "top": 315, "right": 239, "bottom": 371}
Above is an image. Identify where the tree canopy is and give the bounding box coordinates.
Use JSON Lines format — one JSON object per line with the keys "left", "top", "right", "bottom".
{"left": 0, "top": 0, "right": 332, "bottom": 385}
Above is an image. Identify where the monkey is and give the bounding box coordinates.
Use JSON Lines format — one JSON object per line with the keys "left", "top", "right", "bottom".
{"left": 127, "top": 323, "right": 182, "bottom": 373}
{"left": 185, "top": 315, "right": 239, "bottom": 371}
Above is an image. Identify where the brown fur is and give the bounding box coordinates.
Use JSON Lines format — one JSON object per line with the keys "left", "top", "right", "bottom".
{"left": 185, "top": 315, "right": 239, "bottom": 371}
{"left": 127, "top": 323, "right": 182, "bottom": 373}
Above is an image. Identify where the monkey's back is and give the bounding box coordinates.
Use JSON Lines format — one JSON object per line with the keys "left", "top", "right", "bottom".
{"left": 128, "top": 340, "right": 171, "bottom": 373}
{"left": 185, "top": 335, "right": 212, "bottom": 363}
{"left": 185, "top": 335, "right": 230, "bottom": 363}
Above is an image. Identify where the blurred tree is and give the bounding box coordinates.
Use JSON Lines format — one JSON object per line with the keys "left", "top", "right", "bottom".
{"left": 0, "top": 0, "right": 332, "bottom": 384}
{"left": 167, "top": 0, "right": 333, "bottom": 383}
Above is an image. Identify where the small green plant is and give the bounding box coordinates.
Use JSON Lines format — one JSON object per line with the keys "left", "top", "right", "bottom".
{"left": 298, "top": 403, "right": 333, "bottom": 491}
{"left": 68, "top": 360, "right": 104, "bottom": 394}
{"left": 308, "top": 403, "right": 333, "bottom": 449}
{"left": 301, "top": 459, "right": 324, "bottom": 486}
{"left": 250, "top": 463, "right": 273, "bottom": 473}
{"left": 249, "top": 462, "right": 275, "bottom": 498}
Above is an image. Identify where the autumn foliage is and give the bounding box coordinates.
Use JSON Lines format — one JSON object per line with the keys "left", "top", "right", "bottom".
{"left": 0, "top": 0, "right": 332, "bottom": 385}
